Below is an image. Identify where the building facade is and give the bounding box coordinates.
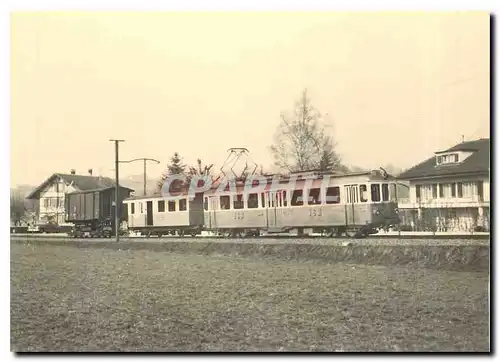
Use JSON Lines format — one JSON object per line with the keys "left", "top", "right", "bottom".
{"left": 26, "top": 170, "right": 122, "bottom": 226}
{"left": 397, "top": 139, "right": 490, "bottom": 232}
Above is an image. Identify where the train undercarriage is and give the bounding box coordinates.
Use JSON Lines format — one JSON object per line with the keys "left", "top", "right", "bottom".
{"left": 128, "top": 223, "right": 386, "bottom": 239}
{"left": 69, "top": 220, "right": 115, "bottom": 238}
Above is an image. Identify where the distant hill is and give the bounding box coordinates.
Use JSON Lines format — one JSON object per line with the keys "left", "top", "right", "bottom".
{"left": 119, "top": 174, "right": 159, "bottom": 196}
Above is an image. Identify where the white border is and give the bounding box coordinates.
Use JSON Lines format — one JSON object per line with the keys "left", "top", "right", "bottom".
{"left": 3, "top": 1, "right": 496, "bottom": 360}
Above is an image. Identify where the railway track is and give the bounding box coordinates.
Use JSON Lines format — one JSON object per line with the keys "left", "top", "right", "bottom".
{"left": 10, "top": 234, "right": 490, "bottom": 246}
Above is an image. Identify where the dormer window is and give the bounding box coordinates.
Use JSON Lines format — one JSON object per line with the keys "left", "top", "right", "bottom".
{"left": 436, "top": 153, "right": 459, "bottom": 165}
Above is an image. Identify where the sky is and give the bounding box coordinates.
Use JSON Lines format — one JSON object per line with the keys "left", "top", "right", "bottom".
{"left": 10, "top": 11, "right": 490, "bottom": 187}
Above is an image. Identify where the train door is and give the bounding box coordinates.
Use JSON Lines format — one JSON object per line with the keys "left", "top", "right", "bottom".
{"left": 266, "top": 191, "right": 278, "bottom": 228}
{"left": 343, "top": 185, "right": 358, "bottom": 226}
{"left": 146, "top": 201, "right": 154, "bottom": 226}
{"left": 209, "top": 196, "right": 218, "bottom": 229}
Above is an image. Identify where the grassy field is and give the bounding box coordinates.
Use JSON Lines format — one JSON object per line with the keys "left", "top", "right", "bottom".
{"left": 11, "top": 242, "right": 489, "bottom": 352}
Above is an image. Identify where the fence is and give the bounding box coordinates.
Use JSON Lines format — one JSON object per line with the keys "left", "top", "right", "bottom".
{"left": 397, "top": 206, "right": 490, "bottom": 233}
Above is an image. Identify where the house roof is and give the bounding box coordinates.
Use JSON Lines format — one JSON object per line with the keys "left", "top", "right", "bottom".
{"left": 397, "top": 138, "right": 490, "bottom": 181}
{"left": 26, "top": 173, "right": 134, "bottom": 199}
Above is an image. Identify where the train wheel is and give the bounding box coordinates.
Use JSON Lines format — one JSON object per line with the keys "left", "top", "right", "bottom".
{"left": 190, "top": 232, "right": 197, "bottom": 238}
{"left": 178, "top": 230, "right": 185, "bottom": 238}
{"left": 345, "top": 227, "right": 361, "bottom": 238}
{"left": 157, "top": 233, "right": 163, "bottom": 238}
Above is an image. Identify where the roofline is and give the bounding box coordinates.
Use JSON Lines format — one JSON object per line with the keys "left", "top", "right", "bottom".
{"left": 435, "top": 148, "right": 478, "bottom": 154}
{"left": 397, "top": 170, "right": 489, "bottom": 181}
{"left": 25, "top": 173, "right": 133, "bottom": 199}
{"left": 25, "top": 174, "right": 63, "bottom": 200}
{"left": 67, "top": 185, "right": 134, "bottom": 194}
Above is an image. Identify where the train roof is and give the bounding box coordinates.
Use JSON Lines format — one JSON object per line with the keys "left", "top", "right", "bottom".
{"left": 66, "top": 185, "right": 134, "bottom": 195}
{"left": 124, "top": 169, "right": 396, "bottom": 201}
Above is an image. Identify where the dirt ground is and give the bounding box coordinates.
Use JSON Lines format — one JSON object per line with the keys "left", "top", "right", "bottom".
{"left": 11, "top": 242, "right": 490, "bottom": 352}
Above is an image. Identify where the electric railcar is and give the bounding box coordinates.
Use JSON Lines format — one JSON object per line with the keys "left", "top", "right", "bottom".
{"left": 123, "top": 170, "right": 400, "bottom": 238}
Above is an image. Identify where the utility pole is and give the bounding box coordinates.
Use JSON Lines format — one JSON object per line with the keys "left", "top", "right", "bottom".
{"left": 110, "top": 139, "right": 125, "bottom": 242}
{"left": 120, "top": 158, "right": 160, "bottom": 196}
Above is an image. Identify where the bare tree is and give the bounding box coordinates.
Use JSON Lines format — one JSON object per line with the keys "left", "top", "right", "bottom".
{"left": 10, "top": 193, "right": 26, "bottom": 226}
{"left": 269, "top": 89, "right": 343, "bottom": 173}
{"left": 187, "top": 158, "right": 214, "bottom": 179}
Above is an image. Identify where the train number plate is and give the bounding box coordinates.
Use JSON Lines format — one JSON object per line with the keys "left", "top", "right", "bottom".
{"left": 233, "top": 211, "right": 244, "bottom": 220}
{"left": 309, "top": 208, "right": 323, "bottom": 217}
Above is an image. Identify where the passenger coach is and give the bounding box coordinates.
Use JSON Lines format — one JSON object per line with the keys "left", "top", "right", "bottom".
{"left": 124, "top": 169, "right": 400, "bottom": 238}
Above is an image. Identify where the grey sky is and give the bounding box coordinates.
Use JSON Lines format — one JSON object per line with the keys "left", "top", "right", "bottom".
{"left": 11, "top": 12, "right": 490, "bottom": 186}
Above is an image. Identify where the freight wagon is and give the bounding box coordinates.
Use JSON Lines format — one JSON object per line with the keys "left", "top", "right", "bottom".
{"left": 65, "top": 185, "right": 134, "bottom": 238}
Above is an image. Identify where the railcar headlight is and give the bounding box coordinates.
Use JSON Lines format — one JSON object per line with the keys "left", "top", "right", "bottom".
{"left": 395, "top": 208, "right": 399, "bottom": 214}
{"left": 373, "top": 209, "right": 380, "bottom": 215}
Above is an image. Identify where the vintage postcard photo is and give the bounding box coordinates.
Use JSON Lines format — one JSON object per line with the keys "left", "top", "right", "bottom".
{"left": 9, "top": 10, "right": 491, "bottom": 353}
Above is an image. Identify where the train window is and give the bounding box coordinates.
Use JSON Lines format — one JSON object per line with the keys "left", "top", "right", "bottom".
{"left": 291, "top": 189, "right": 303, "bottom": 206}
{"left": 204, "top": 197, "right": 209, "bottom": 211}
{"left": 359, "top": 185, "right": 368, "bottom": 202}
{"left": 158, "top": 200, "right": 165, "bottom": 212}
{"left": 233, "top": 194, "right": 244, "bottom": 209}
{"left": 220, "top": 195, "right": 230, "bottom": 210}
{"left": 283, "top": 190, "right": 288, "bottom": 207}
{"left": 325, "top": 187, "right": 340, "bottom": 204}
{"left": 261, "top": 193, "right": 266, "bottom": 208}
{"left": 168, "top": 201, "right": 176, "bottom": 212}
{"left": 382, "top": 183, "right": 389, "bottom": 201}
{"left": 371, "top": 184, "right": 381, "bottom": 202}
{"left": 247, "top": 193, "right": 258, "bottom": 209}
{"left": 308, "top": 188, "right": 321, "bottom": 205}
{"left": 390, "top": 183, "right": 397, "bottom": 201}
{"left": 179, "top": 199, "right": 187, "bottom": 211}
{"left": 140, "top": 202, "right": 144, "bottom": 214}
{"left": 131, "top": 203, "right": 135, "bottom": 214}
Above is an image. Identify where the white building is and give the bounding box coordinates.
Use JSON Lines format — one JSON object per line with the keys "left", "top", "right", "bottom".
{"left": 397, "top": 138, "right": 490, "bottom": 232}
{"left": 25, "top": 169, "right": 118, "bottom": 226}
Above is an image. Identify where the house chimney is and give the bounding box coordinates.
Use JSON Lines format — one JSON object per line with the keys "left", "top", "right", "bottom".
{"left": 88, "top": 168, "right": 93, "bottom": 176}
{"left": 70, "top": 169, "right": 76, "bottom": 175}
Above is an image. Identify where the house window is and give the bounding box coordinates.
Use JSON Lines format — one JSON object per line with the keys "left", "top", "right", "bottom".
{"left": 477, "top": 181, "right": 483, "bottom": 201}
{"left": 415, "top": 185, "right": 421, "bottom": 199}
{"left": 247, "top": 193, "right": 258, "bottom": 209}
{"left": 457, "top": 182, "right": 463, "bottom": 198}
{"left": 437, "top": 153, "right": 459, "bottom": 165}
{"left": 131, "top": 203, "right": 135, "bottom": 214}
{"left": 179, "top": 199, "right": 187, "bottom": 211}
{"left": 431, "top": 184, "right": 438, "bottom": 199}
{"left": 451, "top": 183, "right": 456, "bottom": 197}
{"left": 440, "top": 184, "right": 454, "bottom": 198}
{"left": 462, "top": 182, "right": 474, "bottom": 198}
{"left": 168, "top": 201, "right": 176, "bottom": 212}
{"left": 158, "top": 200, "right": 165, "bottom": 212}
{"left": 326, "top": 186, "right": 341, "bottom": 204}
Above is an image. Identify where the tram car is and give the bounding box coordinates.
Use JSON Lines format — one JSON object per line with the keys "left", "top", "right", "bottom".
{"left": 124, "top": 192, "right": 205, "bottom": 237}
{"left": 124, "top": 169, "right": 400, "bottom": 238}
{"left": 65, "top": 185, "right": 134, "bottom": 238}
